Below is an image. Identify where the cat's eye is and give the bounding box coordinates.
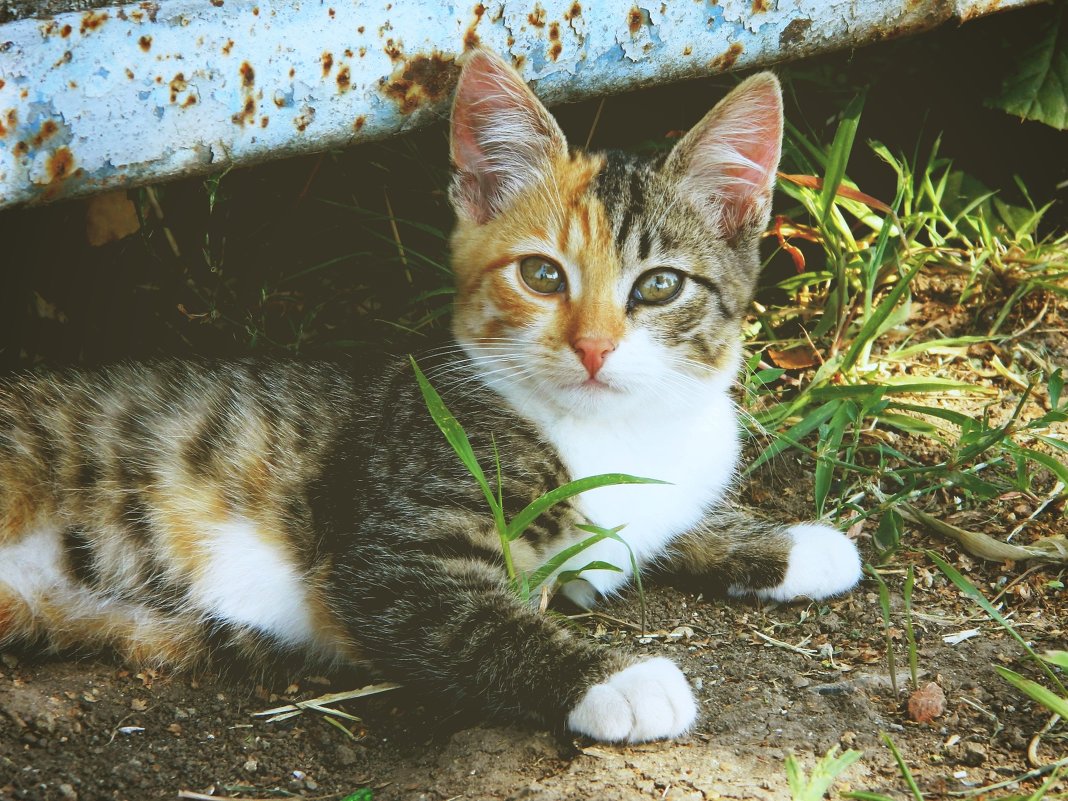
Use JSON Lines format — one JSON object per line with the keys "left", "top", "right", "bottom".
{"left": 519, "top": 257, "right": 567, "bottom": 295}
{"left": 632, "top": 269, "right": 683, "bottom": 304}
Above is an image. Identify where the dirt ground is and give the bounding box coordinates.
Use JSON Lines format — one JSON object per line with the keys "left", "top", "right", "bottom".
{"left": 2, "top": 439, "right": 1065, "bottom": 801}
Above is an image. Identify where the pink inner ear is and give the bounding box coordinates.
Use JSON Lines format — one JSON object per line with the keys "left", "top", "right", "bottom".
{"left": 449, "top": 51, "right": 566, "bottom": 223}
{"left": 677, "top": 75, "right": 784, "bottom": 237}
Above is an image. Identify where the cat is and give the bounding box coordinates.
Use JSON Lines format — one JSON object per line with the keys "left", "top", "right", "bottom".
{"left": 0, "top": 49, "right": 861, "bottom": 743}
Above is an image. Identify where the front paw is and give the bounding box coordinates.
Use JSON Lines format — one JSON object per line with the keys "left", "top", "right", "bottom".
{"left": 567, "top": 657, "right": 697, "bottom": 742}
{"left": 756, "top": 523, "right": 861, "bottom": 602}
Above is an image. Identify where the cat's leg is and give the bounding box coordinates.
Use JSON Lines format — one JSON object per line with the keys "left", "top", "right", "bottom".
{"left": 329, "top": 543, "right": 697, "bottom": 742}
{"left": 658, "top": 508, "right": 862, "bottom": 601}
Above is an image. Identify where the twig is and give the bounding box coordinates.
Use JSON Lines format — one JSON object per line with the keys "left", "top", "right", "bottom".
{"left": 584, "top": 97, "right": 605, "bottom": 150}
{"left": 751, "top": 630, "right": 817, "bottom": 657}
{"left": 947, "top": 756, "right": 1068, "bottom": 796}
{"left": 143, "top": 186, "right": 181, "bottom": 258}
{"left": 383, "top": 189, "right": 412, "bottom": 285}
{"left": 566, "top": 610, "right": 644, "bottom": 632}
{"left": 1027, "top": 712, "right": 1062, "bottom": 768}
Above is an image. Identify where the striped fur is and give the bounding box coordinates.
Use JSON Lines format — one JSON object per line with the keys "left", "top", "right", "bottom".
{"left": 0, "top": 51, "right": 860, "bottom": 741}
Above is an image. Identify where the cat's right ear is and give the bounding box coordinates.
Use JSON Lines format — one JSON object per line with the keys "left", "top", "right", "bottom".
{"left": 450, "top": 49, "right": 567, "bottom": 224}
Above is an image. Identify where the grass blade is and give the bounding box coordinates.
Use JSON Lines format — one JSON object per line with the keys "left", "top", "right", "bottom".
{"left": 820, "top": 93, "right": 866, "bottom": 224}
{"left": 927, "top": 550, "right": 1067, "bottom": 694}
{"left": 506, "top": 474, "right": 667, "bottom": 541}
{"left": 994, "top": 666, "right": 1068, "bottom": 718}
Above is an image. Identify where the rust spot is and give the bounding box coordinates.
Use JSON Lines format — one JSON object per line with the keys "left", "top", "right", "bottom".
{"left": 260, "top": 116, "right": 269, "bottom": 127}
{"left": 14, "top": 141, "right": 29, "bottom": 157}
{"left": 344, "top": 48, "right": 353, "bottom": 57}
{"left": 210, "top": 0, "right": 223, "bottom": 5}
{"left": 381, "top": 52, "right": 460, "bottom": 115}
{"left": 565, "top": 1, "right": 582, "bottom": 19}
{"left": 465, "top": 4, "right": 484, "bottom": 49}
{"left": 48, "top": 147, "right": 74, "bottom": 182}
{"left": 0, "top": 79, "right": 4, "bottom": 91}
{"left": 80, "top": 10, "right": 109, "bottom": 35}
{"left": 353, "top": 115, "right": 366, "bottom": 131}
{"left": 0, "top": 109, "right": 12, "bottom": 137}
{"left": 169, "top": 72, "right": 187, "bottom": 102}
{"left": 240, "top": 61, "right": 255, "bottom": 88}
{"left": 752, "top": 0, "right": 768, "bottom": 11}
{"left": 125, "top": 68, "right": 135, "bottom": 79}
{"left": 683, "top": 45, "right": 692, "bottom": 55}
{"left": 31, "top": 120, "right": 58, "bottom": 147}
{"left": 549, "top": 22, "right": 562, "bottom": 60}
{"left": 336, "top": 65, "right": 351, "bottom": 91}
{"left": 357, "top": 25, "right": 365, "bottom": 33}
{"left": 68, "top": 80, "right": 77, "bottom": 89}
{"left": 359, "top": 47, "right": 366, "bottom": 57}
{"left": 54, "top": 51, "right": 73, "bottom": 68}
{"left": 294, "top": 110, "right": 313, "bottom": 132}
{"left": 528, "top": 4, "right": 546, "bottom": 27}
{"left": 222, "top": 39, "right": 234, "bottom": 55}
{"left": 140, "top": 2, "right": 160, "bottom": 23}
{"left": 779, "top": 17, "right": 811, "bottom": 47}
{"left": 384, "top": 38, "right": 403, "bottom": 61}
{"left": 139, "top": 35, "right": 152, "bottom": 51}
{"left": 252, "top": 6, "right": 259, "bottom": 15}
{"left": 231, "top": 97, "right": 256, "bottom": 126}
{"left": 512, "top": 53, "right": 526, "bottom": 70}
{"left": 328, "top": 7, "right": 335, "bottom": 16}
{"left": 711, "top": 42, "right": 743, "bottom": 71}
{"left": 155, "top": 75, "right": 163, "bottom": 83}
{"left": 321, "top": 51, "right": 334, "bottom": 75}
{"left": 182, "top": 94, "right": 197, "bottom": 107}
{"left": 628, "top": 7, "right": 643, "bottom": 34}
{"left": 20, "top": 89, "right": 28, "bottom": 99}
{"left": 60, "top": 24, "right": 72, "bottom": 37}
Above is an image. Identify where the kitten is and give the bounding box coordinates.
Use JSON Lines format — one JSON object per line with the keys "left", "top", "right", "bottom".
{"left": 0, "top": 50, "right": 861, "bottom": 743}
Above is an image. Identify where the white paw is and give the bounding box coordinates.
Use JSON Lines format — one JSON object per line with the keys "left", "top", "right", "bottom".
{"left": 756, "top": 523, "right": 862, "bottom": 602}
{"left": 567, "top": 657, "right": 697, "bottom": 742}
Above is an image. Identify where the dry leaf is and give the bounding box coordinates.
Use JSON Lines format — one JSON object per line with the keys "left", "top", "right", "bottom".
{"left": 908, "top": 681, "right": 946, "bottom": 723}
{"left": 768, "top": 346, "right": 820, "bottom": 370}
{"left": 85, "top": 190, "right": 140, "bottom": 247}
{"left": 130, "top": 698, "right": 148, "bottom": 711}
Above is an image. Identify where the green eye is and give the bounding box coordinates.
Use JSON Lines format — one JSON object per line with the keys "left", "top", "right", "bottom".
{"left": 519, "top": 256, "right": 567, "bottom": 294}
{"left": 632, "top": 269, "right": 683, "bottom": 304}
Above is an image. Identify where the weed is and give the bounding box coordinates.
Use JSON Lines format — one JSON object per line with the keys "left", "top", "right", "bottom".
{"left": 785, "top": 745, "right": 863, "bottom": 801}
{"left": 410, "top": 357, "right": 659, "bottom": 608}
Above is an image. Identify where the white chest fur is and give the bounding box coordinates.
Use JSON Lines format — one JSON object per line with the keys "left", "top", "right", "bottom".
{"left": 537, "top": 385, "right": 739, "bottom": 596}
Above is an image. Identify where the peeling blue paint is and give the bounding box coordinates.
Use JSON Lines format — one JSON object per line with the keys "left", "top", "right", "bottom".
{"left": 0, "top": 0, "right": 1044, "bottom": 209}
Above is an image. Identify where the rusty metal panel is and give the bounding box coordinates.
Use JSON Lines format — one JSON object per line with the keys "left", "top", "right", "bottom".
{"left": 0, "top": 0, "right": 1042, "bottom": 209}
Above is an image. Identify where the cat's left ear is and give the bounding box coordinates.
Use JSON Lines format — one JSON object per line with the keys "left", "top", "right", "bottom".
{"left": 664, "top": 72, "right": 783, "bottom": 241}
{"left": 450, "top": 49, "right": 568, "bottom": 224}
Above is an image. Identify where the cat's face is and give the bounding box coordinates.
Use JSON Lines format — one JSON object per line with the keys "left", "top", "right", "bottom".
{"left": 447, "top": 51, "right": 782, "bottom": 418}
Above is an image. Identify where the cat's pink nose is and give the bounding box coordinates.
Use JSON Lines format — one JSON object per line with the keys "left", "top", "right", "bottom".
{"left": 572, "top": 337, "right": 616, "bottom": 378}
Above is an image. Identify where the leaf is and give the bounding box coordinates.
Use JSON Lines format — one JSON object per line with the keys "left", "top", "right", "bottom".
{"left": 85, "top": 190, "right": 141, "bottom": 247}
{"left": 995, "top": 666, "right": 1068, "bottom": 718}
{"left": 1042, "top": 651, "right": 1068, "bottom": 670}
{"left": 506, "top": 474, "right": 667, "bottom": 541}
{"left": 987, "top": 3, "right": 1068, "bottom": 130}
{"left": 778, "top": 172, "right": 892, "bottom": 214}
{"left": 814, "top": 401, "right": 853, "bottom": 517}
{"left": 556, "top": 560, "right": 624, "bottom": 587}
{"left": 820, "top": 93, "right": 866, "bottom": 223}
{"left": 525, "top": 532, "right": 616, "bottom": 591}
{"left": 744, "top": 399, "right": 841, "bottom": 475}
{"left": 901, "top": 503, "right": 1068, "bottom": 563}
{"left": 767, "top": 345, "right": 820, "bottom": 370}
{"left": 409, "top": 357, "right": 496, "bottom": 510}
{"left": 927, "top": 551, "right": 1067, "bottom": 695}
